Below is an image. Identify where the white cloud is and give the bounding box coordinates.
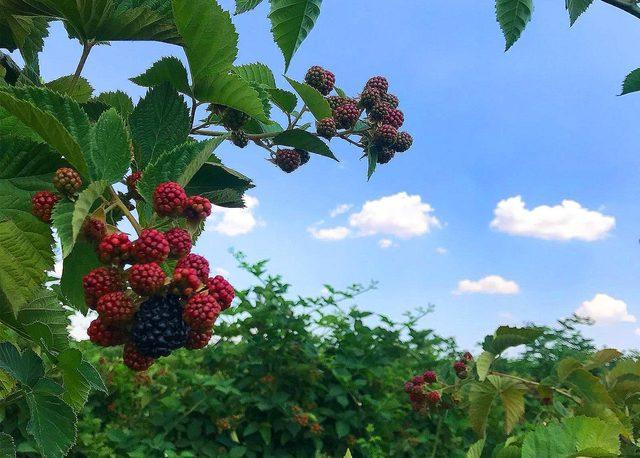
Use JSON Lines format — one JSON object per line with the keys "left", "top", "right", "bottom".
{"left": 330, "top": 204, "right": 353, "bottom": 218}
{"left": 436, "top": 247, "right": 448, "bottom": 255}
{"left": 206, "top": 195, "right": 261, "bottom": 236}
{"left": 575, "top": 294, "right": 636, "bottom": 324}
{"left": 454, "top": 275, "right": 520, "bottom": 295}
{"left": 490, "top": 196, "right": 615, "bottom": 241}
{"left": 68, "top": 310, "right": 98, "bottom": 341}
{"left": 308, "top": 225, "right": 351, "bottom": 241}
{"left": 635, "top": 328, "right": 640, "bottom": 337}
{"left": 348, "top": 192, "right": 441, "bottom": 239}
{"left": 378, "top": 239, "right": 394, "bottom": 249}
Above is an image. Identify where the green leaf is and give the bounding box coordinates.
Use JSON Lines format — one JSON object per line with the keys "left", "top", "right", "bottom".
{"left": 130, "top": 56, "right": 191, "bottom": 95}
{"left": 172, "top": 0, "right": 238, "bottom": 83}
{"left": 51, "top": 181, "right": 107, "bottom": 258}
{"left": 583, "top": 349, "right": 622, "bottom": 371}
{"left": 466, "top": 439, "right": 485, "bottom": 458}
{"left": 130, "top": 83, "right": 190, "bottom": 167}
{"left": 483, "top": 326, "right": 544, "bottom": 355}
{"left": 565, "top": 368, "right": 614, "bottom": 406}
{"left": 476, "top": 351, "right": 494, "bottom": 382}
{"left": 137, "top": 138, "right": 226, "bottom": 204}
{"left": 45, "top": 76, "right": 93, "bottom": 103}
{"left": 195, "top": 72, "right": 266, "bottom": 120}
{"left": 272, "top": 129, "right": 337, "bottom": 160}
{"left": 89, "top": 109, "right": 130, "bottom": 183}
{"left": 59, "top": 240, "right": 101, "bottom": 314}
{"left": 468, "top": 375, "right": 525, "bottom": 437}
{"left": 0, "top": 90, "right": 89, "bottom": 177}
{"left": 26, "top": 392, "right": 77, "bottom": 458}
{"left": 268, "top": 88, "right": 297, "bottom": 113}
{"left": 0, "top": 433, "right": 15, "bottom": 458}
{"left": 285, "top": 76, "right": 331, "bottom": 120}
{"left": 58, "top": 348, "right": 90, "bottom": 411}
{"left": 366, "top": 146, "right": 377, "bottom": 180}
{"left": 565, "top": 0, "right": 594, "bottom": 26}
{"left": 495, "top": 0, "right": 533, "bottom": 51}
{"left": 235, "top": 0, "right": 264, "bottom": 14}
{"left": 269, "top": 0, "right": 322, "bottom": 71}
{"left": 184, "top": 160, "right": 253, "bottom": 207}
{"left": 95, "top": 91, "right": 134, "bottom": 118}
{"left": 496, "top": 377, "right": 526, "bottom": 434}
{"left": 78, "top": 360, "right": 107, "bottom": 394}
{"left": 0, "top": 342, "right": 43, "bottom": 386}
{"left": 234, "top": 62, "right": 276, "bottom": 88}
{"left": 620, "top": 68, "right": 640, "bottom": 96}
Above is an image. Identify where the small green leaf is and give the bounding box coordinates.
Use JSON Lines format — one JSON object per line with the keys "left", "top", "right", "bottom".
{"left": 0, "top": 432, "right": 15, "bottom": 458}
{"left": 268, "top": 88, "right": 297, "bottom": 113}
{"left": 367, "top": 146, "right": 377, "bottom": 180}
{"left": 94, "top": 91, "right": 134, "bottom": 118}
{"left": 89, "top": 109, "right": 130, "bottom": 184}
{"left": 235, "top": 0, "right": 264, "bottom": 14}
{"left": 335, "top": 420, "right": 349, "bottom": 438}
{"left": 272, "top": 129, "right": 337, "bottom": 160}
{"left": 565, "top": 0, "right": 594, "bottom": 26}
{"left": 0, "top": 342, "right": 43, "bottom": 387}
{"left": 45, "top": 75, "right": 93, "bottom": 103}
{"left": 620, "top": 68, "right": 640, "bottom": 96}
{"left": 184, "top": 159, "right": 253, "bottom": 206}
{"left": 269, "top": 0, "right": 322, "bottom": 70}
{"left": 483, "top": 326, "right": 544, "bottom": 355}
{"left": 476, "top": 351, "right": 494, "bottom": 381}
{"left": 78, "top": 360, "right": 107, "bottom": 394}
{"left": 285, "top": 76, "right": 331, "bottom": 120}
{"left": 26, "top": 392, "right": 77, "bottom": 458}
{"left": 495, "top": 0, "right": 533, "bottom": 51}
{"left": 583, "top": 349, "right": 622, "bottom": 371}
{"left": 60, "top": 241, "right": 101, "bottom": 314}
{"left": 195, "top": 72, "right": 266, "bottom": 120}
{"left": 130, "top": 56, "right": 192, "bottom": 95}
{"left": 234, "top": 62, "right": 276, "bottom": 88}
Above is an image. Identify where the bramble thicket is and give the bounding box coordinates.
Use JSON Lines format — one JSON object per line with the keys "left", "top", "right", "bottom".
{"left": 0, "top": 0, "right": 639, "bottom": 457}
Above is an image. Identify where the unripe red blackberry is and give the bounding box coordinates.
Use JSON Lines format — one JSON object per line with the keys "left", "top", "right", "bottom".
{"left": 176, "top": 253, "right": 210, "bottom": 282}
{"left": 88, "top": 317, "right": 126, "bottom": 347}
{"left": 359, "top": 88, "right": 382, "bottom": 110}
{"left": 153, "top": 182, "right": 187, "bottom": 217}
{"left": 316, "top": 117, "right": 337, "bottom": 139}
{"left": 423, "top": 370, "right": 437, "bottom": 384}
{"left": 231, "top": 130, "right": 249, "bottom": 148}
{"left": 31, "top": 191, "right": 60, "bottom": 223}
{"left": 426, "top": 391, "right": 441, "bottom": 405}
{"left": 165, "top": 228, "right": 192, "bottom": 259}
{"left": 368, "top": 102, "right": 389, "bottom": 122}
{"left": 123, "top": 343, "right": 155, "bottom": 372}
{"left": 132, "top": 229, "right": 170, "bottom": 264}
{"left": 183, "top": 293, "right": 221, "bottom": 330}
{"left": 394, "top": 132, "right": 413, "bottom": 152}
{"left": 97, "top": 233, "right": 133, "bottom": 265}
{"left": 83, "top": 267, "right": 124, "bottom": 309}
{"left": 220, "top": 107, "right": 250, "bottom": 130}
{"left": 184, "top": 195, "right": 212, "bottom": 221}
{"left": 382, "top": 108, "right": 404, "bottom": 128}
{"left": 376, "top": 147, "right": 395, "bottom": 164}
{"left": 453, "top": 360, "right": 467, "bottom": 373}
{"left": 326, "top": 96, "right": 351, "bottom": 110}
{"left": 185, "top": 328, "right": 212, "bottom": 350}
{"left": 171, "top": 267, "right": 201, "bottom": 297}
{"left": 411, "top": 375, "right": 425, "bottom": 386}
{"left": 126, "top": 171, "right": 143, "bottom": 200}
{"left": 365, "top": 76, "right": 389, "bottom": 93}
{"left": 274, "top": 148, "right": 301, "bottom": 173}
{"left": 381, "top": 93, "right": 399, "bottom": 108}
{"left": 206, "top": 275, "right": 235, "bottom": 310}
{"left": 333, "top": 103, "right": 360, "bottom": 129}
{"left": 462, "top": 351, "right": 473, "bottom": 361}
{"left": 82, "top": 218, "right": 106, "bottom": 243}
{"left": 52, "top": 167, "right": 82, "bottom": 195}
{"left": 96, "top": 291, "right": 135, "bottom": 323}
{"left": 374, "top": 124, "right": 398, "bottom": 147}
{"left": 296, "top": 149, "right": 310, "bottom": 166}
{"left": 304, "top": 66, "right": 335, "bottom": 96}
{"left": 129, "top": 262, "right": 166, "bottom": 296}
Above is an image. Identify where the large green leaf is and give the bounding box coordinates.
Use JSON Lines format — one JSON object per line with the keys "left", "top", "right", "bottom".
{"left": 272, "top": 128, "right": 336, "bottom": 160}
{"left": 235, "top": 0, "right": 264, "bottom": 14}
{"left": 184, "top": 160, "right": 254, "bottom": 207}
{"left": 495, "top": 0, "right": 533, "bottom": 51}
{"left": 583, "top": 349, "right": 622, "bottom": 371}
{"left": 0, "top": 342, "right": 43, "bottom": 386}
{"left": 130, "top": 56, "right": 191, "bottom": 95}
{"left": 468, "top": 379, "right": 497, "bottom": 437}
{"left": 58, "top": 348, "right": 90, "bottom": 411}
{"left": 45, "top": 76, "right": 93, "bottom": 103}
{"left": 565, "top": 0, "right": 594, "bottom": 26}
{"left": 0, "top": 13, "right": 48, "bottom": 80}
{"left": 482, "top": 326, "right": 543, "bottom": 355}
{"left": 60, "top": 240, "right": 101, "bottom": 314}
{"left": 476, "top": 351, "right": 494, "bottom": 382}
{"left": 172, "top": 0, "right": 238, "bottom": 83}
{"left": 285, "top": 76, "right": 331, "bottom": 120}
{"left": 195, "top": 72, "right": 266, "bottom": 120}
{"left": 620, "top": 68, "right": 640, "bottom": 96}
{"left": 234, "top": 62, "right": 276, "bottom": 88}
{"left": 268, "top": 88, "right": 297, "bottom": 113}
{"left": 26, "top": 391, "right": 77, "bottom": 458}
{"left": 130, "top": 83, "right": 190, "bottom": 167}
{"left": 0, "top": 432, "right": 15, "bottom": 458}
{"left": 89, "top": 109, "right": 130, "bottom": 183}
{"left": 269, "top": 0, "right": 322, "bottom": 71}
{"left": 468, "top": 375, "right": 526, "bottom": 437}
{"left": 565, "top": 368, "right": 614, "bottom": 406}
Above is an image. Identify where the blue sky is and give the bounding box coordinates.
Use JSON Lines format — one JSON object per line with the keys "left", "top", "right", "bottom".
{"left": 28, "top": 1, "right": 640, "bottom": 350}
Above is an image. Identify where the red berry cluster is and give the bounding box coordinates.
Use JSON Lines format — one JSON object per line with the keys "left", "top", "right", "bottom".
{"left": 403, "top": 370, "right": 443, "bottom": 412}
{"left": 31, "top": 167, "right": 84, "bottom": 223}
{"left": 453, "top": 351, "right": 473, "bottom": 379}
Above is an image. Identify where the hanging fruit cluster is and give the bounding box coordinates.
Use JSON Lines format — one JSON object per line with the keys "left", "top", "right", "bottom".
{"left": 31, "top": 169, "right": 235, "bottom": 372}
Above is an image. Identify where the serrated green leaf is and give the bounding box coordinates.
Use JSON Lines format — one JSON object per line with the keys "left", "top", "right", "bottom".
{"left": 495, "top": 0, "right": 533, "bottom": 51}
{"left": 195, "top": 72, "right": 266, "bottom": 120}
{"left": 89, "top": 109, "right": 130, "bottom": 183}
{"left": 469, "top": 375, "right": 526, "bottom": 437}
{"left": 269, "top": 0, "right": 322, "bottom": 71}
{"left": 184, "top": 158, "right": 253, "bottom": 207}
{"left": 566, "top": 0, "right": 594, "bottom": 26}
{"left": 285, "top": 76, "right": 331, "bottom": 120}
{"left": 620, "top": 68, "right": 640, "bottom": 96}
{"left": 0, "top": 370, "right": 15, "bottom": 399}
{"left": 59, "top": 240, "right": 100, "bottom": 314}
{"left": 367, "top": 146, "right": 377, "bottom": 180}
{"left": 483, "top": 326, "right": 543, "bottom": 354}
{"left": 272, "top": 128, "right": 336, "bottom": 160}
{"left": 0, "top": 432, "right": 15, "bottom": 458}
{"left": 0, "top": 342, "right": 43, "bottom": 386}
{"left": 58, "top": 348, "right": 90, "bottom": 411}
{"left": 26, "top": 391, "right": 77, "bottom": 458}
{"left": 234, "top": 62, "right": 276, "bottom": 88}
{"left": 235, "top": 0, "right": 264, "bottom": 14}
{"left": 130, "top": 56, "right": 191, "bottom": 95}
{"left": 468, "top": 379, "right": 497, "bottom": 437}
{"left": 130, "top": 83, "right": 190, "bottom": 167}
{"left": 78, "top": 360, "right": 106, "bottom": 393}
{"left": 95, "top": 91, "right": 134, "bottom": 118}
{"left": 493, "top": 377, "right": 526, "bottom": 434}
{"left": 45, "top": 75, "right": 93, "bottom": 103}
{"left": 565, "top": 368, "right": 614, "bottom": 406}
{"left": 476, "top": 351, "right": 494, "bottom": 381}
{"left": 172, "top": 0, "right": 238, "bottom": 83}
{"left": 268, "top": 88, "right": 297, "bottom": 113}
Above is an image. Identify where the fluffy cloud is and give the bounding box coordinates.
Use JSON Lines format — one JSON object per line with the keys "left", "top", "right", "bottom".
{"left": 490, "top": 196, "right": 615, "bottom": 241}
{"left": 378, "top": 239, "right": 394, "bottom": 249}
{"left": 206, "top": 195, "right": 261, "bottom": 236}
{"left": 308, "top": 225, "right": 351, "bottom": 241}
{"left": 348, "top": 192, "right": 441, "bottom": 239}
{"left": 330, "top": 204, "right": 353, "bottom": 218}
{"left": 454, "top": 275, "right": 520, "bottom": 295}
{"left": 575, "top": 294, "right": 636, "bottom": 324}
{"left": 436, "top": 247, "right": 448, "bottom": 255}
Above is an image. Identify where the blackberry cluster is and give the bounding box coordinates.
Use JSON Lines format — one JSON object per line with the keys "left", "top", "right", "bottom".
{"left": 131, "top": 295, "right": 189, "bottom": 358}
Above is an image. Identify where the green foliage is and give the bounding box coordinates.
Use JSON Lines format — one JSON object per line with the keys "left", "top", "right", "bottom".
{"left": 286, "top": 76, "right": 332, "bottom": 120}
{"left": 495, "top": 0, "right": 533, "bottom": 51}
{"left": 130, "top": 56, "right": 191, "bottom": 95}
{"left": 269, "top": 0, "right": 322, "bottom": 70}
{"left": 620, "top": 68, "right": 640, "bottom": 95}
{"left": 45, "top": 76, "right": 93, "bottom": 103}
{"left": 235, "top": 0, "right": 264, "bottom": 15}
{"left": 89, "top": 109, "right": 130, "bottom": 183}
{"left": 565, "top": 0, "right": 594, "bottom": 26}
{"left": 60, "top": 241, "right": 101, "bottom": 314}
{"left": 272, "top": 128, "right": 337, "bottom": 160}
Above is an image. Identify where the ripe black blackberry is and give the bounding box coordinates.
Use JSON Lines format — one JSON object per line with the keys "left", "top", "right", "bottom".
{"left": 131, "top": 294, "right": 189, "bottom": 358}
{"left": 381, "top": 93, "right": 399, "bottom": 108}
{"left": 304, "top": 66, "right": 335, "bottom": 96}
{"left": 376, "top": 147, "right": 395, "bottom": 164}
{"left": 316, "top": 118, "right": 337, "bottom": 139}
{"left": 275, "top": 149, "right": 301, "bottom": 173}
{"left": 231, "top": 130, "right": 249, "bottom": 148}
{"left": 296, "top": 149, "right": 310, "bottom": 165}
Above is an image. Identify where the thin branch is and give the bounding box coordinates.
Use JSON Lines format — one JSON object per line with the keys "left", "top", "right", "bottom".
{"left": 289, "top": 105, "right": 308, "bottom": 129}
{"left": 72, "top": 41, "right": 94, "bottom": 82}
{"left": 489, "top": 371, "right": 582, "bottom": 404}
{"left": 109, "top": 187, "right": 142, "bottom": 235}
{"left": 600, "top": 0, "right": 640, "bottom": 19}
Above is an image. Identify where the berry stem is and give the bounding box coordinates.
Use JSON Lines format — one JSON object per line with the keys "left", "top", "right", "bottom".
{"left": 289, "top": 105, "right": 308, "bottom": 129}
{"left": 72, "top": 40, "right": 94, "bottom": 82}
{"left": 108, "top": 186, "right": 142, "bottom": 235}
{"left": 489, "top": 371, "right": 581, "bottom": 404}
